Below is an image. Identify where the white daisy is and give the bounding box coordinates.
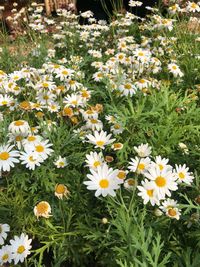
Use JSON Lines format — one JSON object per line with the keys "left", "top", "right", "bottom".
{"left": 0, "top": 245, "right": 12, "bottom": 265}
{"left": 128, "top": 157, "right": 151, "bottom": 174}
{"left": 137, "top": 179, "right": 160, "bottom": 206}
{"left": 8, "top": 120, "right": 30, "bottom": 135}
{"left": 86, "top": 130, "right": 115, "bottom": 149}
{"left": 174, "top": 164, "right": 194, "bottom": 185}
{"left": 0, "top": 145, "right": 19, "bottom": 172}
{"left": 20, "top": 150, "right": 43, "bottom": 170}
{"left": 34, "top": 201, "right": 52, "bottom": 219}
{"left": 85, "top": 151, "right": 104, "bottom": 169}
{"left": 134, "top": 143, "right": 152, "bottom": 157}
{"left": 10, "top": 233, "right": 32, "bottom": 265}
{"left": 84, "top": 163, "right": 120, "bottom": 197}
{"left": 54, "top": 156, "right": 68, "bottom": 168}
{"left": 160, "top": 198, "right": 181, "bottom": 220}
{"left": 0, "top": 224, "right": 10, "bottom": 245}
{"left": 151, "top": 155, "right": 172, "bottom": 172}
{"left": 144, "top": 166, "right": 178, "bottom": 199}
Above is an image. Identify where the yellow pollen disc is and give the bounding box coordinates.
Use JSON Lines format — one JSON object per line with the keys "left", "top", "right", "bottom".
{"left": 29, "top": 156, "right": 36, "bottom": 162}
{"left": 147, "top": 189, "right": 154, "bottom": 197}
{"left": 36, "top": 202, "right": 49, "bottom": 214}
{"left": 99, "top": 179, "right": 109, "bottom": 189}
{"left": 1, "top": 101, "right": 8, "bottom": 105}
{"left": 59, "top": 162, "right": 65, "bottom": 166}
{"left": 28, "top": 136, "right": 36, "bottom": 142}
{"left": 114, "top": 143, "right": 122, "bottom": 149}
{"left": 71, "top": 100, "right": 77, "bottom": 105}
{"left": 138, "top": 163, "right": 145, "bottom": 170}
{"left": 178, "top": 172, "right": 185, "bottom": 179}
{"left": 118, "top": 55, "right": 124, "bottom": 60}
{"left": 55, "top": 184, "right": 66, "bottom": 194}
{"left": 158, "top": 164, "right": 164, "bottom": 171}
{"left": 69, "top": 80, "right": 75, "bottom": 85}
{"left": 2, "top": 253, "right": 9, "bottom": 261}
{"left": 191, "top": 3, "right": 197, "bottom": 8}
{"left": 90, "top": 119, "right": 98, "bottom": 124}
{"left": 138, "top": 52, "right": 144, "bottom": 57}
{"left": 124, "top": 84, "right": 132, "bottom": 90}
{"left": 155, "top": 176, "right": 166, "bottom": 187}
{"left": 93, "top": 161, "right": 101, "bottom": 168}
{"left": 127, "top": 179, "right": 135, "bottom": 186}
{"left": 86, "top": 110, "right": 93, "bottom": 114}
{"left": 62, "top": 70, "right": 69, "bottom": 75}
{"left": 35, "top": 145, "right": 44, "bottom": 153}
{"left": 139, "top": 79, "right": 145, "bottom": 84}
{"left": 117, "top": 171, "right": 126, "bottom": 179}
{"left": 42, "top": 82, "right": 49, "bottom": 88}
{"left": 168, "top": 208, "right": 177, "bottom": 217}
{"left": 114, "top": 124, "right": 120, "bottom": 129}
{"left": 15, "top": 135, "right": 23, "bottom": 142}
{"left": 81, "top": 91, "right": 89, "bottom": 98}
{"left": 0, "top": 152, "right": 10, "bottom": 161}
{"left": 96, "top": 141, "right": 105, "bottom": 147}
{"left": 17, "top": 245, "right": 25, "bottom": 254}
{"left": 14, "top": 120, "right": 24, "bottom": 126}
{"left": 20, "top": 101, "right": 31, "bottom": 110}
{"left": 43, "top": 95, "right": 49, "bottom": 100}
{"left": 172, "top": 66, "right": 177, "bottom": 70}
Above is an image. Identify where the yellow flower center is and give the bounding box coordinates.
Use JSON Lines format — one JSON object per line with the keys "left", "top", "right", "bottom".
{"left": 29, "top": 156, "right": 36, "bottom": 162}
{"left": 96, "top": 141, "right": 105, "bottom": 147}
{"left": 168, "top": 208, "right": 177, "bottom": 217}
{"left": 71, "top": 100, "right": 77, "bottom": 105}
{"left": 191, "top": 3, "right": 197, "bottom": 9}
{"left": 147, "top": 189, "right": 154, "bottom": 197}
{"left": 99, "top": 179, "right": 109, "bottom": 189}
{"left": 62, "top": 70, "right": 69, "bottom": 75}
{"left": 42, "top": 82, "right": 49, "bottom": 88}
{"left": 0, "top": 152, "right": 10, "bottom": 161}
{"left": 124, "top": 83, "right": 132, "bottom": 90}
{"left": 36, "top": 202, "right": 49, "bottom": 214}
{"left": 139, "top": 79, "right": 145, "bottom": 84}
{"left": 1, "top": 100, "right": 8, "bottom": 105}
{"left": 35, "top": 145, "right": 44, "bottom": 153}
{"left": 55, "top": 184, "right": 66, "bottom": 194}
{"left": 178, "top": 172, "right": 185, "bottom": 179}
{"left": 155, "top": 176, "right": 166, "bottom": 187}
{"left": 127, "top": 179, "right": 135, "bottom": 186}
{"left": 15, "top": 135, "right": 23, "bottom": 142}
{"left": 117, "top": 171, "right": 126, "bottom": 179}
{"left": 138, "top": 163, "right": 145, "bottom": 171}
{"left": 114, "top": 123, "right": 120, "bottom": 129}
{"left": 58, "top": 161, "right": 65, "bottom": 166}
{"left": 17, "top": 245, "right": 25, "bottom": 254}
{"left": 158, "top": 164, "right": 164, "bottom": 171}
{"left": 2, "top": 253, "right": 9, "bottom": 261}
{"left": 172, "top": 65, "right": 177, "bottom": 70}
{"left": 93, "top": 161, "right": 101, "bottom": 168}
{"left": 28, "top": 136, "right": 36, "bottom": 142}
{"left": 14, "top": 120, "right": 24, "bottom": 126}
{"left": 90, "top": 119, "right": 98, "bottom": 124}
{"left": 138, "top": 52, "right": 144, "bottom": 57}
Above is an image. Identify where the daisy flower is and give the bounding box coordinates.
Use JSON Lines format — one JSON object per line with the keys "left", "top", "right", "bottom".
{"left": 160, "top": 199, "right": 181, "bottom": 220}
{"left": 55, "top": 184, "right": 70, "bottom": 200}
{"left": 84, "top": 163, "right": 120, "bottom": 197}
{"left": 34, "top": 201, "right": 52, "bottom": 219}
{"left": 144, "top": 166, "right": 178, "bottom": 199}
{"left": 116, "top": 170, "right": 128, "bottom": 184}
{"left": 111, "top": 142, "right": 123, "bottom": 151}
{"left": 20, "top": 150, "right": 43, "bottom": 170}
{"left": 168, "top": 63, "right": 184, "bottom": 78}
{"left": 128, "top": 157, "right": 151, "bottom": 174}
{"left": 124, "top": 178, "right": 137, "bottom": 190}
{"left": 0, "top": 245, "right": 12, "bottom": 265}
{"left": 0, "top": 224, "right": 10, "bottom": 245}
{"left": 85, "top": 151, "right": 104, "bottom": 169}
{"left": 33, "top": 140, "right": 53, "bottom": 160}
{"left": 137, "top": 179, "right": 160, "bottom": 206}
{"left": 54, "top": 156, "right": 68, "bottom": 168}
{"left": 9, "top": 233, "right": 32, "bottom": 265}
{"left": 85, "top": 118, "right": 103, "bottom": 131}
{"left": 22, "top": 135, "right": 42, "bottom": 149}
{"left": 151, "top": 156, "right": 172, "bottom": 172}
{"left": 119, "top": 82, "right": 137, "bottom": 97}
{"left": 86, "top": 130, "right": 115, "bottom": 149}
{"left": 174, "top": 164, "right": 194, "bottom": 185}
{"left": 0, "top": 145, "right": 19, "bottom": 172}
{"left": 134, "top": 143, "right": 152, "bottom": 158}
{"left": 186, "top": 2, "right": 200, "bottom": 12}
{"left": 8, "top": 120, "right": 30, "bottom": 135}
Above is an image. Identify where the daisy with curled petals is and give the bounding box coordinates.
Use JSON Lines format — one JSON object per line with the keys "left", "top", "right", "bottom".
{"left": 34, "top": 201, "right": 52, "bottom": 219}
{"left": 0, "top": 245, "right": 12, "bottom": 265}
{"left": 84, "top": 163, "right": 120, "bottom": 197}
{"left": 20, "top": 150, "right": 43, "bottom": 170}
{"left": 8, "top": 120, "right": 30, "bottom": 135}
{"left": 144, "top": 166, "right": 178, "bottom": 199}
{"left": 160, "top": 199, "right": 181, "bottom": 220}
{"left": 0, "top": 223, "right": 10, "bottom": 245}
{"left": 54, "top": 156, "right": 68, "bottom": 168}
{"left": 86, "top": 130, "right": 115, "bottom": 149}
{"left": 85, "top": 151, "right": 104, "bottom": 170}
{"left": 128, "top": 157, "right": 151, "bottom": 174}
{"left": 22, "top": 135, "right": 42, "bottom": 149}
{"left": 0, "top": 145, "right": 19, "bottom": 172}
{"left": 10, "top": 233, "right": 32, "bottom": 265}
{"left": 55, "top": 184, "right": 70, "bottom": 200}
{"left": 174, "top": 164, "right": 194, "bottom": 185}
{"left": 137, "top": 179, "right": 160, "bottom": 206}
{"left": 85, "top": 118, "right": 103, "bottom": 131}
{"left": 134, "top": 143, "right": 152, "bottom": 158}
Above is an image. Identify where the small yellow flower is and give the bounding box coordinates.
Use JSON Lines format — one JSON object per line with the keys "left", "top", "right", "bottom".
{"left": 55, "top": 184, "right": 70, "bottom": 200}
